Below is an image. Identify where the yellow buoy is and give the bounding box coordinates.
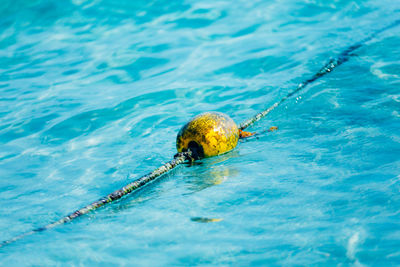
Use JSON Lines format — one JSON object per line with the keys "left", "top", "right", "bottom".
{"left": 176, "top": 112, "right": 239, "bottom": 159}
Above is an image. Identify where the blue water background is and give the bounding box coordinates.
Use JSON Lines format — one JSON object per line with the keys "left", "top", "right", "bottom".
{"left": 1, "top": 0, "right": 400, "bottom": 265}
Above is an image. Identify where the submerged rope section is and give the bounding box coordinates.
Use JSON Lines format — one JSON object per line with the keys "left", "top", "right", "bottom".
{"left": 1, "top": 19, "right": 399, "bottom": 248}
{"left": 240, "top": 18, "right": 400, "bottom": 130}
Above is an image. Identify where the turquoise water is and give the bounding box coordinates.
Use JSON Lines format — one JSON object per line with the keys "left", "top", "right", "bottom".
{"left": 1, "top": 0, "right": 400, "bottom": 265}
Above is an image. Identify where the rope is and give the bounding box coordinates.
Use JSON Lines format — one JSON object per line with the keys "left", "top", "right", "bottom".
{"left": 239, "top": 19, "right": 400, "bottom": 130}
{"left": 0, "top": 151, "right": 192, "bottom": 248}
{"left": 2, "top": 19, "right": 399, "bottom": 249}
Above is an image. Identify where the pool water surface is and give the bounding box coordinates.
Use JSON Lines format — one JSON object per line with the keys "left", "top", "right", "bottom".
{"left": 1, "top": 0, "right": 400, "bottom": 265}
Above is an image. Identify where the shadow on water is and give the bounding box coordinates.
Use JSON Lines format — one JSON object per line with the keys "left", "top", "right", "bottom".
{"left": 97, "top": 150, "right": 240, "bottom": 215}
{"left": 95, "top": 159, "right": 197, "bottom": 216}
{"left": 182, "top": 151, "right": 240, "bottom": 194}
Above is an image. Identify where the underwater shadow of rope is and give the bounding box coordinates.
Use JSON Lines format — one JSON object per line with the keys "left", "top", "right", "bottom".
{"left": 1, "top": 19, "right": 400, "bottom": 248}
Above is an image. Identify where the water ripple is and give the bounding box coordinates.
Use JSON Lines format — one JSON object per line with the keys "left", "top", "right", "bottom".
{"left": 1, "top": 0, "right": 400, "bottom": 265}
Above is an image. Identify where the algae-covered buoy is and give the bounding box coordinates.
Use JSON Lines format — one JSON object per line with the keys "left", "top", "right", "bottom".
{"left": 176, "top": 112, "right": 239, "bottom": 159}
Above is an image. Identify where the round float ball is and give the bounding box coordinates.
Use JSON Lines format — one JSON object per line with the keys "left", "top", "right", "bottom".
{"left": 176, "top": 112, "right": 239, "bottom": 159}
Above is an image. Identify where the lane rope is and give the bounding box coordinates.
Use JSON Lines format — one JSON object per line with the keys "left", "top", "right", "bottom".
{"left": 240, "top": 18, "right": 400, "bottom": 130}
{"left": 0, "top": 151, "right": 192, "bottom": 248}
{"left": 1, "top": 19, "right": 399, "bottom": 248}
